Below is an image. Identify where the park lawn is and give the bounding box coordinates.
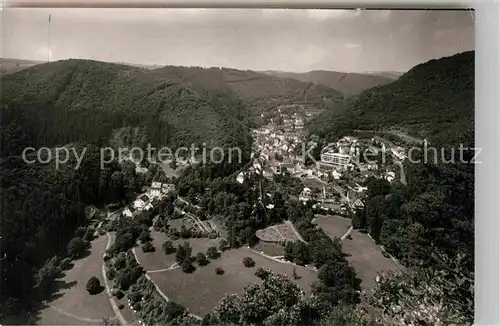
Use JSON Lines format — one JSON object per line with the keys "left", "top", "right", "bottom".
{"left": 341, "top": 229, "right": 400, "bottom": 291}
{"left": 275, "top": 223, "right": 300, "bottom": 242}
{"left": 255, "top": 226, "right": 282, "bottom": 242}
{"left": 167, "top": 217, "right": 196, "bottom": 231}
{"left": 312, "top": 214, "right": 352, "bottom": 239}
{"left": 148, "top": 247, "right": 317, "bottom": 317}
{"left": 36, "top": 306, "right": 103, "bottom": 325}
{"left": 252, "top": 241, "right": 285, "bottom": 256}
{"left": 135, "top": 231, "right": 221, "bottom": 271}
{"left": 36, "top": 235, "right": 115, "bottom": 325}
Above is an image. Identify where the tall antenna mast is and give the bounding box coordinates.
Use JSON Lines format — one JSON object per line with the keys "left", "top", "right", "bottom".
{"left": 48, "top": 14, "right": 51, "bottom": 62}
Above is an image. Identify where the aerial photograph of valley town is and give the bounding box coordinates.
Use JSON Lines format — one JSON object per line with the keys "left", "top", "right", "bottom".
{"left": 0, "top": 7, "right": 474, "bottom": 326}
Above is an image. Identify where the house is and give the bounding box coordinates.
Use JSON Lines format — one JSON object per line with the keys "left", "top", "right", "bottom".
{"left": 299, "top": 187, "right": 312, "bottom": 202}
{"left": 162, "top": 183, "right": 176, "bottom": 194}
{"left": 391, "top": 147, "right": 407, "bottom": 161}
{"left": 385, "top": 171, "right": 396, "bottom": 183}
{"left": 236, "top": 172, "right": 245, "bottom": 184}
{"left": 331, "top": 169, "right": 341, "bottom": 180}
{"left": 122, "top": 206, "right": 133, "bottom": 218}
{"left": 320, "top": 151, "right": 350, "bottom": 170}
{"left": 150, "top": 182, "right": 162, "bottom": 197}
{"left": 134, "top": 194, "right": 149, "bottom": 210}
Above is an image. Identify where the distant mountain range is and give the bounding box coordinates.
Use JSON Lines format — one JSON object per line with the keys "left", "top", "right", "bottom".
{"left": 261, "top": 70, "right": 396, "bottom": 97}
{"left": 363, "top": 71, "right": 405, "bottom": 80}
{"left": 0, "top": 58, "right": 45, "bottom": 75}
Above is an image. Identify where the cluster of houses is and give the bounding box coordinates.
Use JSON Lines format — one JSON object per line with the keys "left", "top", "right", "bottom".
{"left": 245, "top": 122, "right": 411, "bottom": 216}
{"left": 122, "top": 182, "right": 176, "bottom": 218}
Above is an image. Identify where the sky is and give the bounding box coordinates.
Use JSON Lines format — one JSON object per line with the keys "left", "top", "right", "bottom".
{"left": 1, "top": 8, "right": 474, "bottom": 73}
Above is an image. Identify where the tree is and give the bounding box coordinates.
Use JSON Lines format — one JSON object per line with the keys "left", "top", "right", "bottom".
{"left": 254, "top": 267, "right": 270, "bottom": 280}
{"left": 218, "top": 239, "right": 229, "bottom": 252}
{"left": 86, "top": 276, "right": 102, "bottom": 295}
{"left": 242, "top": 257, "right": 255, "bottom": 268}
{"left": 138, "top": 230, "right": 152, "bottom": 243}
{"left": 142, "top": 241, "right": 155, "bottom": 253}
{"left": 67, "top": 237, "right": 86, "bottom": 258}
{"left": 34, "top": 256, "right": 63, "bottom": 297}
{"left": 175, "top": 242, "right": 192, "bottom": 263}
{"left": 181, "top": 259, "right": 196, "bottom": 273}
{"left": 368, "top": 252, "right": 473, "bottom": 326}
{"left": 196, "top": 252, "right": 209, "bottom": 266}
{"left": 162, "top": 240, "right": 175, "bottom": 255}
{"left": 206, "top": 246, "right": 220, "bottom": 259}
{"left": 212, "top": 273, "right": 304, "bottom": 325}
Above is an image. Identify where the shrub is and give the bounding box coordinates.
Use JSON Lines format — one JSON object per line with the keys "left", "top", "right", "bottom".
{"left": 133, "top": 302, "right": 142, "bottom": 311}
{"left": 107, "top": 267, "right": 116, "bottom": 280}
{"left": 114, "top": 290, "right": 124, "bottom": 299}
{"left": 181, "top": 259, "right": 196, "bottom": 273}
{"left": 118, "top": 304, "right": 124, "bottom": 310}
{"left": 162, "top": 240, "right": 175, "bottom": 255}
{"left": 67, "top": 237, "right": 86, "bottom": 258}
{"left": 60, "top": 257, "right": 73, "bottom": 270}
{"left": 242, "top": 257, "right": 255, "bottom": 268}
{"left": 84, "top": 227, "right": 95, "bottom": 242}
{"left": 254, "top": 267, "right": 270, "bottom": 280}
{"left": 206, "top": 246, "right": 220, "bottom": 259}
{"left": 86, "top": 276, "right": 102, "bottom": 295}
{"left": 128, "top": 291, "right": 142, "bottom": 303}
{"left": 196, "top": 252, "right": 209, "bottom": 266}
{"left": 142, "top": 242, "right": 155, "bottom": 253}
{"left": 218, "top": 239, "right": 229, "bottom": 251}
{"left": 138, "top": 230, "right": 152, "bottom": 243}
{"left": 103, "top": 254, "right": 111, "bottom": 262}
{"left": 215, "top": 267, "right": 225, "bottom": 275}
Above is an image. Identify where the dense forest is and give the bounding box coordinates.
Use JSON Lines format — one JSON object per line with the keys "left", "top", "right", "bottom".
{"left": 309, "top": 51, "right": 474, "bottom": 145}
{"left": 0, "top": 60, "right": 257, "bottom": 321}
{"left": 307, "top": 51, "right": 475, "bottom": 324}
{"left": 1, "top": 59, "right": 253, "bottom": 154}
{"left": 0, "top": 51, "right": 475, "bottom": 325}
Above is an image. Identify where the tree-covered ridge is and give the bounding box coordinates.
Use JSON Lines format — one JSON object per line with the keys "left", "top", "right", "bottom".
{"left": 1, "top": 59, "right": 252, "bottom": 153}
{"left": 151, "top": 65, "right": 344, "bottom": 114}
{"left": 263, "top": 69, "right": 394, "bottom": 97}
{"left": 309, "top": 51, "right": 474, "bottom": 145}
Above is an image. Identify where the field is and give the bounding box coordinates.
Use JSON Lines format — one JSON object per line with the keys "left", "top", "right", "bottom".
{"left": 252, "top": 241, "right": 285, "bottom": 256}
{"left": 148, "top": 248, "right": 317, "bottom": 317}
{"left": 255, "top": 223, "right": 301, "bottom": 243}
{"left": 312, "top": 214, "right": 351, "bottom": 239}
{"left": 167, "top": 217, "right": 197, "bottom": 231}
{"left": 341, "top": 230, "right": 401, "bottom": 291}
{"left": 35, "top": 235, "right": 116, "bottom": 325}
{"left": 134, "top": 231, "right": 221, "bottom": 271}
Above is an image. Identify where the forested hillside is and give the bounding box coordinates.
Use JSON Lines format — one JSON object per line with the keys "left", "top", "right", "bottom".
{"left": 1, "top": 59, "right": 253, "bottom": 154}
{"left": 155, "top": 66, "right": 344, "bottom": 114}
{"left": 305, "top": 51, "right": 475, "bottom": 324}
{"left": 309, "top": 51, "right": 474, "bottom": 145}
{"left": 0, "top": 59, "right": 256, "bottom": 321}
{"left": 264, "top": 70, "right": 393, "bottom": 97}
